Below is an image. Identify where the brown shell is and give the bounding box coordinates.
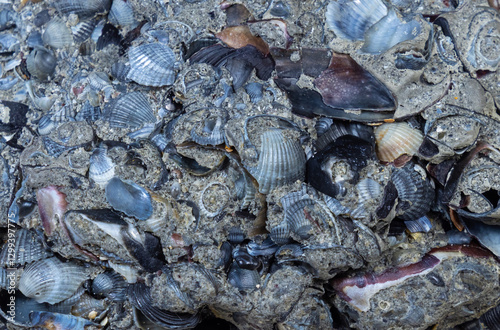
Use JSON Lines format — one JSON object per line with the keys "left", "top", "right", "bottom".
{"left": 374, "top": 122, "right": 423, "bottom": 163}
{"left": 215, "top": 25, "right": 270, "bottom": 55}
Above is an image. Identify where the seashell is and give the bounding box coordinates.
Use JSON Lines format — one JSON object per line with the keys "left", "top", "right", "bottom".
{"left": 0, "top": 229, "right": 53, "bottom": 267}
{"left": 30, "top": 311, "right": 96, "bottom": 329}
{"left": 105, "top": 177, "right": 153, "bottom": 220}
{"left": 270, "top": 223, "right": 292, "bottom": 245}
{"left": 89, "top": 146, "right": 115, "bottom": 186}
{"left": 218, "top": 241, "right": 233, "bottom": 271}
{"left": 42, "top": 136, "right": 78, "bottom": 158}
{"left": 315, "top": 117, "right": 334, "bottom": 137}
{"left": 247, "top": 237, "right": 279, "bottom": 256}
{"left": 108, "top": 260, "right": 138, "bottom": 283}
{"left": 464, "top": 220, "right": 500, "bottom": 258}
{"left": 52, "top": 0, "right": 112, "bottom": 19}
{"left": 71, "top": 18, "right": 97, "bottom": 43}
{"left": 190, "top": 114, "right": 226, "bottom": 146}
{"left": 126, "top": 43, "right": 177, "bottom": 87}
{"left": 233, "top": 246, "right": 260, "bottom": 270}
{"left": 374, "top": 122, "right": 423, "bottom": 163}
{"left": 0, "top": 77, "right": 18, "bottom": 91}
{"left": 37, "top": 115, "right": 57, "bottom": 136}
{"left": 249, "top": 129, "right": 306, "bottom": 194}
{"left": 34, "top": 9, "right": 51, "bottom": 27}
{"left": 391, "top": 164, "right": 434, "bottom": 221}
{"left": 110, "top": 61, "right": 131, "bottom": 82}
{"left": 42, "top": 18, "right": 73, "bottom": 49}
{"left": 128, "top": 283, "right": 201, "bottom": 328}
{"left": 96, "top": 23, "right": 121, "bottom": 51}
{"left": 104, "top": 92, "right": 156, "bottom": 129}
{"left": 71, "top": 294, "right": 107, "bottom": 317}
{"left": 361, "top": 9, "right": 422, "bottom": 54}
{"left": 404, "top": 215, "right": 432, "bottom": 233}
{"left": 245, "top": 82, "right": 264, "bottom": 103}
{"left": 480, "top": 303, "right": 500, "bottom": 329}
{"left": 27, "top": 31, "right": 44, "bottom": 48}
{"left": 465, "top": 9, "right": 500, "bottom": 72}
{"left": 19, "top": 257, "right": 88, "bottom": 304}
{"left": 315, "top": 121, "right": 374, "bottom": 152}
{"left": 270, "top": 1, "right": 291, "bottom": 18}
{"left": 446, "top": 229, "right": 472, "bottom": 245}
{"left": 37, "top": 186, "right": 68, "bottom": 236}
{"left": 216, "top": 25, "right": 270, "bottom": 55}
{"left": 75, "top": 101, "right": 101, "bottom": 122}
{"left": 326, "top": 0, "right": 388, "bottom": 41}
{"left": 357, "top": 178, "right": 383, "bottom": 204}
{"left": 227, "top": 262, "right": 261, "bottom": 291}
{"left": 26, "top": 48, "right": 57, "bottom": 81}
{"left": 313, "top": 53, "right": 396, "bottom": 112}
{"left": 228, "top": 227, "right": 245, "bottom": 244}
{"left": 199, "top": 182, "right": 230, "bottom": 218}
{"left": 109, "top": 0, "right": 135, "bottom": 27}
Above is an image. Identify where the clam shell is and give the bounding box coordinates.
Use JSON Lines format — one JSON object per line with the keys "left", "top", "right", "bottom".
{"left": 104, "top": 92, "right": 156, "bottom": 129}
{"left": 249, "top": 129, "right": 306, "bottom": 194}
{"left": 91, "top": 271, "right": 128, "bottom": 301}
{"left": 245, "top": 82, "right": 264, "bottom": 104}
{"left": 89, "top": 146, "right": 115, "bottom": 186}
{"left": 52, "top": 0, "right": 112, "bottom": 19}
{"left": 71, "top": 19, "right": 97, "bottom": 43}
{"left": 19, "top": 257, "right": 88, "bottom": 304}
{"left": 374, "top": 122, "right": 423, "bottom": 163}
{"left": 105, "top": 177, "right": 153, "bottom": 220}
{"left": 109, "top": 0, "right": 135, "bottom": 27}
{"left": 0, "top": 229, "right": 53, "bottom": 267}
{"left": 126, "top": 43, "right": 177, "bottom": 87}
{"left": 26, "top": 48, "right": 57, "bottom": 81}
{"left": 42, "top": 18, "right": 73, "bottom": 49}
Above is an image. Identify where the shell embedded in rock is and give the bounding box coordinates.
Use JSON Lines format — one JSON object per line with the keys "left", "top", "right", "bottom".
{"left": 42, "top": 18, "right": 73, "bottom": 49}
{"left": 249, "top": 129, "right": 306, "bottom": 194}
{"left": 464, "top": 9, "right": 500, "bottom": 72}
{"left": 104, "top": 91, "right": 156, "bottom": 128}
{"left": 91, "top": 271, "right": 128, "bottom": 301}
{"left": 374, "top": 122, "right": 423, "bottom": 163}
{"left": 26, "top": 48, "right": 57, "bottom": 81}
{"left": 126, "top": 43, "right": 177, "bottom": 87}
{"left": 227, "top": 262, "right": 261, "bottom": 291}
{"left": 105, "top": 177, "right": 153, "bottom": 220}
{"left": 18, "top": 257, "right": 88, "bottom": 304}
{"left": 326, "top": 0, "right": 388, "bottom": 41}
{"left": 89, "top": 146, "right": 115, "bottom": 186}
{"left": 0, "top": 229, "right": 53, "bottom": 267}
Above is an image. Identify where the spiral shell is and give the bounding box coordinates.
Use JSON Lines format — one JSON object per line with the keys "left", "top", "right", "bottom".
{"left": 19, "top": 257, "right": 88, "bottom": 304}
{"left": 374, "top": 122, "right": 423, "bottom": 163}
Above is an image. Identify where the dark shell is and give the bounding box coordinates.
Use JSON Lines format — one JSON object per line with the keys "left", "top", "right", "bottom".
{"left": 227, "top": 262, "right": 261, "bottom": 291}
{"left": 247, "top": 237, "right": 279, "bottom": 256}
{"left": 233, "top": 247, "right": 260, "bottom": 270}
{"left": 315, "top": 121, "right": 374, "bottom": 152}
{"left": 52, "top": 0, "right": 112, "bottom": 19}
{"left": 91, "top": 271, "right": 128, "bottom": 301}
{"left": 0, "top": 229, "right": 53, "bottom": 267}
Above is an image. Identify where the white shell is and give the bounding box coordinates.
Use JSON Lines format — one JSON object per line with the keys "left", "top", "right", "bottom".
{"left": 374, "top": 122, "right": 423, "bottom": 162}
{"left": 249, "top": 129, "right": 306, "bottom": 194}
{"left": 89, "top": 146, "right": 115, "bottom": 186}
{"left": 126, "top": 43, "right": 177, "bottom": 87}
{"left": 42, "top": 18, "right": 73, "bottom": 49}
{"left": 19, "top": 257, "right": 88, "bottom": 304}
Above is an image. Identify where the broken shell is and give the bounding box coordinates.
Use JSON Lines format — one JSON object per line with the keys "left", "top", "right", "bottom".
{"left": 0, "top": 229, "right": 53, "bottom": 267}
{"left": 88, "top": 146, "right": 115, "bottom": 187}
{"left": 109, "top": 0, "right": 135, "bottom": 27}
{"left": 374, "top": 122, "right": 423, "bottom": 163}
{"left": 52, "top": 0, "right": 112, "bottom": 19}
{"left": 105, "top": 177, "right": 153, "bottom": 220}
{"left": 91, "top": 271, "right": 128, "bottom": 301}
{"left": 30, "top": 311, "right": 96, "bottom": 329}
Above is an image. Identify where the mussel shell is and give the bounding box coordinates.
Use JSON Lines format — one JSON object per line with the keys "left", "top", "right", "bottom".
{"left": 105, "top": 177, "right": 153, "bottom": 220}
{"left": 19, "top": 257, "right": 88, "bottom": 304}
{"left": 42, "top": 18, "right": 73, "bottom": 49}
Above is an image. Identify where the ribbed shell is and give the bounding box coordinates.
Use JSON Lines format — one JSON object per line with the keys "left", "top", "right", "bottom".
{"left": 356, "top": 178, "right": 382, "bottom": 204}
{"left": 111, "top": 62, "right": 131, "bottom": 82}
{"left": 245, "top": 82, "right": 264, "bottom": 104}
{"left": 190, "top": 115, "right": 226, "bottom": 146}
{"left": 109, "top": 0, "right": 135, "bottom": 27}
{"left": 315, "top": 121, "right": 374, "bottom": 152}
{"left": 19, "top": 257, "right": 88, "bottom": 304}
{"left": 105, "top": 92, "right": 156, "bottom": 128}
{"left": 42, "top": 18, "right": 73, "bottom": 49}
{"left": 30, "top": 311, "right": 95, "bottom": 329}
{"left": 374, "top": 122, "right": 423, "bottom": 162}
{"left": 0, "top": 229, "right": 53, "bottom": 267}
{"left": 91, "top": 271, "right": 128, "bottom": 301}
{"left": 227, "top": 263, "right": 261, "bottom": 291}
{"left": 89, "top": 146, "right": 115, "bottom": 186}
{"left": 126, "top": 43, "right": 177, "bottom": 87}
{"left": 52, "top": 0, "right": 112, "bottom": 18}
{"left": 71, "top": 294, "right": 107, "bottom": 316}
{"left": 249, "top": 129, "right": 306, "bottom": 194}
{"left": 71, "top": 19, "right": 97, "bottom": 43}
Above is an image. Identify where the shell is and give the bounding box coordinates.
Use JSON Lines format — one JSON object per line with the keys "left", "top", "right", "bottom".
{"left": 464, "top": 9, "right": 500, "bottom": 72}
{"left": 315, "top": 121, "right": 374, "bottom": 152}
{"left": 26, "top": 48, "right": 57, "bottom": 81}
{"left": 249, "top": 129, "right": 306, "bottom": 194}
{"left": 30, "top": 311, "right": 96, "bottom": 329}
{"left": 71, "top": 19, "right": 97, "bottom": 43}
{"left": 71, "top": 294, "right": 107, "bottom": 317}
{"left": 227, "top": 263, "right": 261, "bottom": 291}
{"left": 245, "top": 82, "right": 264, "bottom": 104}
{"left": 109, "top": 0, "right": 135, "bottom": 27}
{"left": 105, "top": 177, "right": 153, "bottom": 220}
{"left": 391, "top": 164, "right": 434, "bottom": 221}
{"left": 190, "top": 114, "right": 226, "bottom": 146}
{"left": 108, "top": 261, "right": 138, "bottom": 283}
{"left": 270, "top": 1, "right": 291, "bottom": 18}
{"left": 247, "top": 237, "right": 279, "bottom": 256}
{"left": 233, "top": 247, "right": 260, "bottom": 270}
{"left": 75, "top": 101, "right": 101, "bottom": 122}
{"left": 42, "top": 18, "right": 73, "bottom": 49}
{"left": 0, "top": 229, "right": 53, "bottom": 267}
{"left": 104, "top": 92, "right": 156, "bottom": 129}
{"left": 52, "top": 0, "right": 112, "bottom": 18}
{"left": 374, "top": 122, "right": 423, "bottom": 163}
{"left": 89, "top": 146, "right": 115, "bottom": 186}
{"left": 91, "top": 271, "right": 128, "bottom": 301}
{"left": 326, "top": 0, "right": 388, "bottom": 41}
{"left": 36, "top": 186, "right": 68, "bottom": 236}
{"left": 19, "top": 257, "right": 88, "bottom": 304}
{"left": 126, "top": 43, "right": 177, "bottom": 87}
{"left": 270, "top": 223, "right": 292, "bottom": 245}
{"left": 404, "top": 216, "right": 432, "bottom": 233}
{"left": 110, "top": 61, "right": 131, "bottom": 82}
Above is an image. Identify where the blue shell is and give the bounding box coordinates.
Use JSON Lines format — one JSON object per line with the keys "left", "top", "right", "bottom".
{"left": 105, "top": 177, "right": 153, "bottom": 220}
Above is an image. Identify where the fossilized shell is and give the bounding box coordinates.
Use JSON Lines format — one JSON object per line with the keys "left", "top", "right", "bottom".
{"left": 126, "top": 43, "right": 177, "bottom": 87}
{"left": 19, "top": 257, "right": 88, "bottom": 304}
{"left": 42, "top": 18, "right": 73, "bottom": 49}
{"left": 26, "top": 48, "right": 57, "bottom": 81}
{"left": 374, "top": 122, "right": 423, "bottom": 163}
{"left": 465, "top": 9, "right": 500, "bottom": 72}
{"left": 0, "top": 229, "right": 53, "bottom": 267}
{"left": 89, "top": 146, "right": 115, "bottom": 186}
{"left": 104, "top": 92, "right": 156, "bottom": 129}
{"left": 326, "top": 0, "right": 388, "bottom": 41}
{"left": 105, "top": 177, "right": 153, "bottom": 220}
{"left": 249, "top": 129, "right": 306, "bottom": 194}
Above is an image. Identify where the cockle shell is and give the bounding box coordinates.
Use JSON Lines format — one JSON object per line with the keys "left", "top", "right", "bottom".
{"left": 104, "top": 91, "right": 156, "bottom": 129}
{"left": 19, "top": 257, "right": 88, "bottom": 304}
{"left": 42, "top": 18, "right": 73, "bottom": 49}
{"left": 126, "top": 43, "right": 177, "bottom": 87}
{"left": 0, "top": 229, "right": 53, "bottom": 267}
{"left": 89, "top": 146, "right": 115, "bottom": 186}
{"left": 374, "top": 122, "right": 423, "bottom": 163}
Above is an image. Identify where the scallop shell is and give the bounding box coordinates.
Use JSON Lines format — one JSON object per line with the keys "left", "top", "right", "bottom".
{"left": 109, "top": 0, "right": 135, "bottom": 27}
{"left": 105, "top": 177, "right": 153, "bottom": 220}
{"left": 326, "top": 0, "right": 388, "bottom": 41}
{"left": 104, "top": 92, "right": 156, "bottom": 129}
{"left": 42, "top": 18, "right": 73, "bottom": 49}
{"left": 89, "top": 146, "right": 115, "bottom": 186}
{"left": 249, "top": 129, "right": 306, "bottom": 194}
{"left": 245, "top": 82, "right": 264, "bottom": 104}
{"left": 374, "top": 122, "right": 423, "bottom": 163}
{"left": 26, "top": 48, "right": 57, "bottom": 81}
{"left": 126, "top": 43, "right": 177, "bottom": 87}
{"left": 0, "top": 229, "right": 53, "bottom": 267}
{"left": 91, "top": 271, "right": 128, "bottom": 301}
{"left": 19, "top": 257, "right": 88, "bottom": 304}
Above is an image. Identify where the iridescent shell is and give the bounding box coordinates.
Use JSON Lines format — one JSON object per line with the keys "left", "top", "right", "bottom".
{"left": 249, "top": 129, "right": 306, "bottom": 194}
{"left": 374, "top": 122, "right": 423, "bottom": 163}
{"left": 126, "top": 43, "right": 177, "bottom": 87}
{"left": 19, "top": 257, "right": 88, "bottom": 304}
